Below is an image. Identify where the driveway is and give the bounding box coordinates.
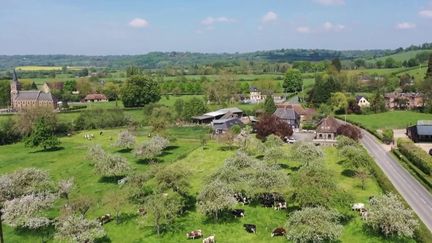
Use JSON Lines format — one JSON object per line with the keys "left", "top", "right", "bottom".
{"left": 393, "top": 129, "right": 432, "bottom": 153}
{"left": 360, "top": 130, "right": 432, "bottom": 232}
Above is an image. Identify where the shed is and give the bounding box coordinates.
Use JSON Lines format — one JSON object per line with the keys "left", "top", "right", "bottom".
{"left": 407, "top": 120, "right": 432, "bottom": 142}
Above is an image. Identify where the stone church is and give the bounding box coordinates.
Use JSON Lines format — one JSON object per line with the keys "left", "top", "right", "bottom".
{"left": 10, "top": 70, "right": 57, "bottom": 111}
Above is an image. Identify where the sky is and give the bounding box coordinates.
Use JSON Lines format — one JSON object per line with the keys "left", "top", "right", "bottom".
{"left": 0, "top": 0, "right": 432, "bottom": 55}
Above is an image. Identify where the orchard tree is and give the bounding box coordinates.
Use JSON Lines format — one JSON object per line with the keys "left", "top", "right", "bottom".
{"left": 291, "top": 142, "right": 323, "bottom": 166}
{"left": 55, "top": 215, "right": 106, "bottom": 243}
{"left": 263, "top": 147, "right": 286, "bottom": 165}
{"left": 121, "top": 75, "right": 161, "bottom": 107}
{"left": 367, "top": 193, "right": 418, "bottom": 238}
{"left": 283, "top": 69, "right": 303, "bottom": 93}
{"left": 94, "top": 153, "right": 131, "bottom": 178}
{"left": 113, "top": 130, "right": 136, "bottom": 150}
{"left": 87, "top": 144, "right": 106, "bottom": 165}
{"left": 255, "top": 115, "right": 293, "bottom": 140}
{"left": 143, "top": 192, "right": 183, "bottom": 236}
{"left": 197, "top": 180, "right": 236, "bottom": 221}
{"left": 25, "top": 117, "right": 60, "bottom": 150}
{"left": 286, "top": 207, "right": 343, "bottom": 242}
{"left": 149, "top": 106, "right": 173, "bottom": 132}
{"left": 154, "top": 164, "right": 190, "bottom": 196}
{"left": 134, "top": 136, "right": 170, "bottom": 163}
{"left": 103, "top": 191, "right": 128, "bottom": 224}
{"left": 58, "top": 178, "right": 74, "bottom": 199}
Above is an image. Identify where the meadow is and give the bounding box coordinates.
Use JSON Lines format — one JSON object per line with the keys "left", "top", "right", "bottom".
{"left": 0, "top": 123, "right": 412, "bottom": 243}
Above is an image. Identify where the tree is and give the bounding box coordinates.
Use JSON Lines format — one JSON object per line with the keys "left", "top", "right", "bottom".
{"left": 64, "top": 80, "right": 77, "bottom": 93}
{"left": 25, "top": 117, "right": 60, "bottom": 150}
{"left": 143, "top": 192, "right": 182, "bottom": 235}
{"left": 337, "top": 124, "right": 362, "bottom": 141}
{"left": 103, "top": 191, "right": 128, "bottom": 224}
{"left": 173, "top": 98, "right": 184, "bottom": 118}
{"left": 426, "top": 54, "right": 432, "bottom": 80}
{"left": 134, "top": 136, "right": 169, "bottom": 162}
{"left": 113, "top": 130, "right": 136, "bottom": 150}
{"left": 55, "top": 215, "right": 106, "bottom": 243}
{"left": 263, "top": 95, "right": 276, "bottom": 114}
{"left": 154, "top": 164, "right": 190, "bottom": 195}
{"left": 149, "top": 106, "right": 173, "bottom": 132}
{"left": 58, "top": 178, "right": 74, "bottom": 199}
{"left": 331, "top": 58, "right": 342, "bottom": 72}
{"left": 367, "top": 193, "right": 418, "bottom": 238}
{"left": 255, "top": 115, "right": 293, "bottom": 140}
{"left": 291, "top": 142, "right": 324, "bottom": 166}
{"left": 87, "top": 144, "right": 106, "bottom": 165}
{"left": 15, "top": 107, "right": 58, "bottom": 137}
{"left": 126, "top": 66, "right": 143, "bottom": 77}
{"left": 370, "top": 91, "right": 387, "bottom": 113}
{"left": 182, "top": 97, "right": 207, "bottom": 121}
{"left": 0, "top": 80, "right": 10, "bottom": 108}
{"left": 286, "top": 207, "right": 343, "bottom": 242}
{"left": 283, "top": 69, "right": 303, "bottom": 93}
{"left": 291, "top": 163, "right": 337, "bottom": 208}
{"left": 329, "top": 92, "right": 348, "bottom": 114}
{"left": 103, "top": 82, "right": 120, "bottom": 101}
{"left": 121, "top": 75, "right": 161, "bottom": 107}
{"left": 94, "top": 153, "right": 131, "bottom": 177}
{"left": 197, "top": 180, "right": 236, "bottom": 220}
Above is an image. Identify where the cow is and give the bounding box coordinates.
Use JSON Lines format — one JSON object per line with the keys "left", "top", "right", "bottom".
{"left": 258, "top": 193, "right": 284, "bottom": 208}
{"left": 117, "top": 177, "right": 128, "bottom": 186}
{"left": 186, "top": 230, "right": 203, "bottom": 239}
{"left": 243, "top": 224, "right": 256, "bottom": 233}
{"left": 137, "top": 208, "right": 147, "bottom": 216}
{"left": 274, "top": 201, "right": 287, "bottom": 210}
{"left": 202, "top": 235, "right": 215, "bottom": 243}
{"left": 231, "top": 209, "right": 245, "bottom": 218}
{"left": 351, "top": 203, "right": 365, "bottom": 211}
{"left": 360, "top": 209, "right": 369, "bottom": 220}
{"left": 97, "top": 214, "right": 112, "bottom": 225}
{"left": 234, "top": 192, "right": 250, "bottom": 205}
{"left": 271, "top": 227, "right": 286, "bottom": 237}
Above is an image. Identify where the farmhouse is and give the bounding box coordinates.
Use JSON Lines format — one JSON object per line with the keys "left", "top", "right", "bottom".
{"left": 249, "top": 87, "right": 266, "bottom": 103}
{"left": 407, "top": 120, "right": 432, "bottom": 143}
{"left": 10, "top": 70, "right": 57, "bottom": 111}
{"left": 384, "top": 92, "right": 424, "bottom": 110}
{"left": 83, "top": 94, "right": 108, "bottom": 102}
{"left": 192, "top": 107, "right": 243, "bottom": 124}
{"left": 313, "top": 117, "right": 341, "bottom": 145}
{"left": 277, "top": 103, "right": 316, "bottom": 123}
{"left": 356, "top": 96, "right": 370, "bottom": 108}
{"left": 273, "top": 107, "right": 300, "bottom": 129}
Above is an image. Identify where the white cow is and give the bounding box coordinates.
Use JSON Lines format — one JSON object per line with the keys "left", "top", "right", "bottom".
{"left": 203, "top": 235, "right": 215, "bottom": 243}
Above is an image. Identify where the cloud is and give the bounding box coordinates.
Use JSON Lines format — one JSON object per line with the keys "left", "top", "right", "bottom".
{"left": 261, "top": 11, "right": 278, "bottom": 23}
{"left": 395, "top": 22, "right": 416, "bottom": 30}
{"left": 419, "top": 9, "right": 432, "bottom": 18}
{"left": 129, "top": 18, "right": 149, "bottom": 28}
{"left": 323, "top": 21, "right": 345, "bottom": 32}
{"left": 314, "top": 0, "right": 345, "bottom": 6}
{"left": 296, "top": 26, "right": 311, "bottom": 33}
{"left": 201, "top": 16, "right": 236, "bottom": 26}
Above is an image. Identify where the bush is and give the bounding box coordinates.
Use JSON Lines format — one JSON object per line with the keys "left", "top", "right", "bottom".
{"left": 337, "top": 124, "right": 362, "bottom": 141}
{"left": 382, "top": 129, "right": 394, "bottom": 145}
{"left": 74, "top": 109, "right": 128, "bottom": 130}
{"left": 397, "top": 138, "right": 432, "bottom": 176}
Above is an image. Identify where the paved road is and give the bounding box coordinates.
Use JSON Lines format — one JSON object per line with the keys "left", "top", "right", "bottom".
{"left": 361, "top": 130, "right": 432, "bottom": 232}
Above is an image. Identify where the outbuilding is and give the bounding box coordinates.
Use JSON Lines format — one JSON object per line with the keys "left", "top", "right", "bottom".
{"left": 407, "top": 120, "right": 432, "bottom": 142}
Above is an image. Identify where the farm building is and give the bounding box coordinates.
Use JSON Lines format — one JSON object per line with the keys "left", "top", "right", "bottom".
{"left": 384, "top": 92, "right": 424, "bottom": 110}
{"left": 212, "top": 117, "right": 244, "bottom": 134}
{"left": 83, "top": 94, "right": 108, "bottom": 102}
{"left": 273, "top": 107, "right": 300, "bottom": 129}
{"left": 192, "top": 107, "right": 243, "bottom": 124}
{"left": 277, "top": 103, "right": 316, "bottom": 123}
{"left": 10, "top": 70, "right": 57, "bottom": 111}
{"left": 407, "top": 120, "right": 432, "bottom": 142}
{"left": 313, "top": 117, "right": 341, "bottom": 145}
{"left": 249, "top": 86, "right": 266, "bottom": 104}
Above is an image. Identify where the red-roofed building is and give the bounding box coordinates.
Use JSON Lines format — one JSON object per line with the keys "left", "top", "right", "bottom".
{"left": 83, "top": 94, "right": 108, "bottom": 102}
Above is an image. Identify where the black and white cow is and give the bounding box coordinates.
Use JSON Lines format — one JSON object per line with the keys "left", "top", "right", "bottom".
{"left": 231, "top": 209, "right": 245, "bottom": 218}
{"left": 186, "top": 229, "right": 203, "bottom": 239}
{"left": 271, "top": 227, "right": 286, "bottom": 237}
{"left": 234, "top": 192, "right": 251, "bottom": 205}
{"left": 243, "top": 224, "right": 256, "bottom": 233}
{"left": 97, "top": 214, "right": 113, "bottom": 225}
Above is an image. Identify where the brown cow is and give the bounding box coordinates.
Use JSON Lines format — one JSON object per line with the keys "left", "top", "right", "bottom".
{"left": 187, "top": 229, "right": 203, "bottom": 239}
{"left": 271, "top": 227, "right": 286, "bottom": 237}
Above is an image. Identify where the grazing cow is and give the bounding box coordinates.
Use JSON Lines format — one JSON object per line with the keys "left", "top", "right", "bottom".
{"left": 117, "top": 177, "right": 128, "bottom": 186}
{"left": 271, "top": 227, "right": 286, "bottom": 237}
{"left": 243, "top": 224, "right": 256, "bottom": 234}
{"left": 231, "top": 209, "right": 245, "bottom": 218}
{"left": 234, "top": 192, "right": 250, "bottom": 205}
{"left": 274, "top": 201, "right": 287, "bottom": 210}
{"left": 202, "top": 235, "right": 215, "bottom": 243}
{"left": 352, "top": 203, "right": 365, "bottom": 211}
{"left": 186, "top": 230, "right": 203, "bottom": 239}
{"left": 97, "top": 214, "right": 112, "bottom": 225}
{"left": 360, "top": 209, "right": 369, "bottom": 220}
{"left": 258, "top": 193, "right": 284, "bottom": 208}
{"left": 137, "top": 208, "right": 147, "bottom": 216}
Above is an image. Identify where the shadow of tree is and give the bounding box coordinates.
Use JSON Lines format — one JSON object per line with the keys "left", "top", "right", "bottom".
{"left": 30, "top": 146, "right": 65, "bottom": 153}
{"left": 98, "top": 176, "right": 125, "bottom": 184}
{"left": 341, "top": 169, "right": 356, "bottom": 177}
{"left": 117, "top": 148, "right": 132, "bottom": 153}
{"left": 218, "top": 146, "right": 238, "bottom": 151}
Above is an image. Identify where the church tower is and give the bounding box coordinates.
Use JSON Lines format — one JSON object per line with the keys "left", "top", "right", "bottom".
{"left": 10, "top": 69, "right": 21, "bottom": 108}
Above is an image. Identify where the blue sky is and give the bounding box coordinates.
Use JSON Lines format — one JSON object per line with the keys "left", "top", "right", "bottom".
{"left": 0, "top": 0, "right": 432, "bottom": 54}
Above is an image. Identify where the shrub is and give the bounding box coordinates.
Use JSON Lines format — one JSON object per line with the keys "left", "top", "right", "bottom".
{"left": 382, "top": 129, "right": 394, "bottom": 145}
{"left": 255, "top": 114, "right": 293, "bottom": 140}
{"left": 337, "top": 124, "right": 362, "bottom": 141}
{"left": 397, "top": 138, "right": 432, "bottom": 175}
{"left": 74, "top": 109, "right": 128, "bottom": 130}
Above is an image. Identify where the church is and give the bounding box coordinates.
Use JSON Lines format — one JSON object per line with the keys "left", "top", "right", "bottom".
{"left": 10, "top": 70, "right": 57, "bottom": 111}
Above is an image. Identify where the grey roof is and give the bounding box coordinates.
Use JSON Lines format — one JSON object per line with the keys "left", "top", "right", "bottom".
{"left": 213, "top": 117, "right": 243, "bottom": 131}
{"left": 416, "top": 120, "right": 432, "bottom": 136}
{"left": 273, "top": 108, "right": 299, "bottom": 120}
{"left": 15, "top": 91, "right": 55, "bottom": 102}
{"left": 192, "top": 115, "right": 213, "bottom": 120}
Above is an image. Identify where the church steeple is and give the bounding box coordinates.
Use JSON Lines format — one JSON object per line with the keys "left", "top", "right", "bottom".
{"left": 10, "top": 69, "right": 21, "bottom": 108}
{"left": 12, "top": 69, "right": 18, "bottom": 82}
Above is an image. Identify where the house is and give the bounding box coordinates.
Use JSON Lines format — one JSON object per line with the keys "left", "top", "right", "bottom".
{"left": 277, "top": 103, "right": 316, "bottom": 124}
{"left": 10, "top": 70, "right": 57, "bottom": 111}
{"left": 192, "top": 107, "right": 243, "bottom": 124}
{"left": 407, "top": 120, "right": 432, "bottom": 142}
{"left": 313, "top": 117, "right": 341, "bottom": 145}
{"left": 384, "top": 92, "right": 424, "bottom": 110}
{"left": 356, "top": 96, "right": 370, "bottom": 108}
{"left": 249, "top": 87, "right": 266, "bottom": 104}
{"left": 212, "top": 117, "right": 244, "bottom": 134}
{"left": 42, "top": 81, "right": 64, "bottom": 93}
{"left": 83, "top": 94, "right": 108, "bottom": 102}
{"left": 273, "top": 107, "right": 300, "bottom": 129}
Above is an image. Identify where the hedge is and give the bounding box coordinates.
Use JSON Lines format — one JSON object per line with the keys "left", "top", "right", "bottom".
{"left": 397, "top": 138, "right": 432, "bottom": 176}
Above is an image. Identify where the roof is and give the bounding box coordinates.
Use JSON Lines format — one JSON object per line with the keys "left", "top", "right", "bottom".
{"left": 356, "top": 96, "right": 366, "bottom": 102}
{"left": 416, "top": 120, "right": 432, "bottom": 136}
{"left": 316, "top": 117, "right": 341, "bottom": 133}
{"left": 250, "top": 86, "right": 260, "bottom": 92}
{"left": 385, "top": 92, "right": 423, "bottom": 99}
{"left": 212, "top": 117, "right": 244, "bottom": 130}
{"left": 203, "top": 107, "right": 243, "bottom": 118}
{"left": 192, "top": 115, "right": 213, "bottom": 120}
{"left": 84, "top": 94, "right": 107, "bottom": 100}
{"left": 273, "top": 108, "right": 299, "bottom": 120}
{"left": 15, "top": 91, "right": 55, "bottom": 102}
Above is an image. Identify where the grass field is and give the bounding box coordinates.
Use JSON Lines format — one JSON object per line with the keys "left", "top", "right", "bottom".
{"left": 369, "top": 50, "right": 432, "bottom": 63}
{"left": 0, "top": 124, "right": 414, "bottom": 242}
{"left": 345, "top": 111, "right": 432, "bottom": 131}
